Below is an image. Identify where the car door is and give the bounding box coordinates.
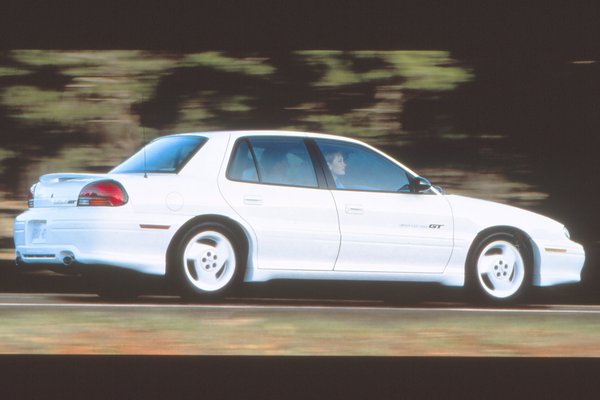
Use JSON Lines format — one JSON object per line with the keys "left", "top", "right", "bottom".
{"left": 313, "top": 139, "right": 453, "bottom": 273}
{"left": 219, "top": 136, "right": 340, "bottom": 271}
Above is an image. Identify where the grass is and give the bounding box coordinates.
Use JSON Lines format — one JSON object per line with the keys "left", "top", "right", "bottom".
{"left": 0, "top": 304, "right": 599, "bottom": 355}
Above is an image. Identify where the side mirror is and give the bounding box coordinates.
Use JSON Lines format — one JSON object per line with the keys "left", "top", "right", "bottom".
{"left": 410, "top": 176, "right": 432, "bottom": 193}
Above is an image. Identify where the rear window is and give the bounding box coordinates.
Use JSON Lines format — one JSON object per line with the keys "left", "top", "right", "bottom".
{"left": 111, "top": 136, "right": 207, "bottom": 174}
{"left": 227, "top": 137, "right": 318, "bottom": 188}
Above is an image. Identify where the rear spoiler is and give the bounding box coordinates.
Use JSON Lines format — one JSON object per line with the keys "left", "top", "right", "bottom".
{"left": 39, "top": 173, "right": 106, "bottom": 184}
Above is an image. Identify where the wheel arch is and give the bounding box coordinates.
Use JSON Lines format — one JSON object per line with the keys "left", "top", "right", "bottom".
{"left": 165, "top": 214, "right": 251, "bottom": 279}
{"left": 465, "top": 225, "right": 538, "bottom": 276}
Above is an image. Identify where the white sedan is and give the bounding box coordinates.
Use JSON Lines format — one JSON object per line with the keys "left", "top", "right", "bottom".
{"left": 13, "top": 131, "right": 585, "bottom": 303}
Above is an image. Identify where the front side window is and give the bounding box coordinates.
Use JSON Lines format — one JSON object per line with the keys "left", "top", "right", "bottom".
{"left": 315, "top": 139, "right": 411, "bottom": 192}
{"left": 228, "top": 137, "right": 318, "bottom": 188}
{"left": 112, "top": 136, "right": 206, "bottom": 174}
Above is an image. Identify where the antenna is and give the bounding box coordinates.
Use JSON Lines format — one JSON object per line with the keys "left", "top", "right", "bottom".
{"left": 143, "top": 124, "right": 148, "bottom": 179}
{"left": 141, "top": 96, "right": 148, "bottom": 179}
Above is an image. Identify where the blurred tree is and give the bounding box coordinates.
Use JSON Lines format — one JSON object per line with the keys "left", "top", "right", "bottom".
{"left": 0, "top": 50, "right": 471, "bottom": 197}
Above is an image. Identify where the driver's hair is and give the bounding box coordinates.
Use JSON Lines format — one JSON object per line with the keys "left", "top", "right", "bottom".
{"left": 324, "top": 151, "right": 343, "bottom": 164}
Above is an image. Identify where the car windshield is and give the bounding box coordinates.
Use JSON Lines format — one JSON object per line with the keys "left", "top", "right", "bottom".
{"left": 111, "top": 136, "right": 207, "bottom": 174}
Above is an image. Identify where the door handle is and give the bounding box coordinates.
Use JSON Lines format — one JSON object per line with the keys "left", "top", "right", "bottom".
{"left": 243, "top": 196, "right": 263, "bottom": 205}
{"left": 345, "top": 204, "right": 364, "bottom": 214}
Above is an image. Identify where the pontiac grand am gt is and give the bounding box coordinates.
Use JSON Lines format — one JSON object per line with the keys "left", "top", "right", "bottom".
{"left": 14, "top": 131, "right": 585, "bottom": 303}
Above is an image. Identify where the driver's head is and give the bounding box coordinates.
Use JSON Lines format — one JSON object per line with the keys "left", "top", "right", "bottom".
{"left": 325, "top": 151, "right": 346, "bottom": 176}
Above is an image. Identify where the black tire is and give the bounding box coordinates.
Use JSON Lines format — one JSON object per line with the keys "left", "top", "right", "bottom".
{"left": 467, "top": 231, "right": 532, "bottom": 305}
{"left": 172, "top": 222, "right": 245, "bottom": 301}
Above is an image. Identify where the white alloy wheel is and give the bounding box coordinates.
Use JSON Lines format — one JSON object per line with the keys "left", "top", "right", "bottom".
{"left": 182, "top": 230, "right": 237, "bottom": 292}
{"left": 475, "top": 239, "right": 526, "bottom": 299}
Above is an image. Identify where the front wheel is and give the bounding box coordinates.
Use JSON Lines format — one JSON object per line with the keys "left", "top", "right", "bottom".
{"left": 173, "top": 222, "right": 244, "bottom": 301}
{"left": 469, "top": 232, "right": 531, "bottom": 304}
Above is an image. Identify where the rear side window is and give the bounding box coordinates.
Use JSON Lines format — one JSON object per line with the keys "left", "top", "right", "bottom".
{"left": 111, "top": 136, "right": 207, "bottom": 174}
{"left": 227, "top": 137, "right": 318, "bottom": 188}
{"left": 227, "top": 140, "right": 259, "bottom": 183}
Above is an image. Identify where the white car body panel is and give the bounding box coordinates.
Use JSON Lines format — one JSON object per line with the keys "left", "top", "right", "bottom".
{"left": 446, "top": 195, "right": 585, "bottom": 286}
{"left": 218, "top": 180, "right": 340, "bottom": 271}
{"left": 13, "top": 130, "right": 585, "bottom": 293}
{"left": 330, "top": 190, "right": 453, "bottom": 273}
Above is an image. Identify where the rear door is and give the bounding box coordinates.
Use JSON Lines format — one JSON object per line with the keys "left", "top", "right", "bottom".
{"left": 219, "top": 136, "right": 340, "bottom": 271}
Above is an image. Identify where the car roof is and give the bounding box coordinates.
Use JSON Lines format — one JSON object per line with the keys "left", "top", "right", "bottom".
{"left": 170, "top": 130, "right": 365, "bottom": 144}
{"left": 169, "top": 130, "right": 421, "bottom": 180}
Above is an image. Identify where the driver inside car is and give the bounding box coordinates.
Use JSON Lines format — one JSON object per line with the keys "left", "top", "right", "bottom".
{"left": 325, "top": 150, "right": 346, "bottom": 188}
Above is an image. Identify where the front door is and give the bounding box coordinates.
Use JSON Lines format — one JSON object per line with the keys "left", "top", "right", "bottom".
{"left": 314, "top": 139, "right": 453, "bottom": 273}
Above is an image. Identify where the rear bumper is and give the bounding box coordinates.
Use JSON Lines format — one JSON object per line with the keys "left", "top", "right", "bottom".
{"left": 16, "top": 244, "right": 79, "bottom": 266}
{"left": 14, "top": 208, "right": 185, "bottom": 276}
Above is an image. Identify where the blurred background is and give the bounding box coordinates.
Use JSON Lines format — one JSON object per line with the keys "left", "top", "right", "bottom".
{"left": 1, "top": 3, "right": 598, "bottom": 299}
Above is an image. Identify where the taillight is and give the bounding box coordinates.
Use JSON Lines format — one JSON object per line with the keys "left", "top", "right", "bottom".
{"left": 28, "top": 184, "right": 36, "bottom": 208}
{"left": 77, "top": 180, "right": 128, "bottom": 207}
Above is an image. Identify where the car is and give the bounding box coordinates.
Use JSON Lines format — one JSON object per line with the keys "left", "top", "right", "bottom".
{"left": 13, "top": 130, "right": 585, "bottom": 303}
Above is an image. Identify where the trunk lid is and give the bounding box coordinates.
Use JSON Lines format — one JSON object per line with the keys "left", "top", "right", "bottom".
{"left": 32, "top": 173, "right": 107, "bottom": 207}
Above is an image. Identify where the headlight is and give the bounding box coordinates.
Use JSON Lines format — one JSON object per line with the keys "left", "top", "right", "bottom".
{"left": 562, "top": 226, "right": 570, "bottom": 239}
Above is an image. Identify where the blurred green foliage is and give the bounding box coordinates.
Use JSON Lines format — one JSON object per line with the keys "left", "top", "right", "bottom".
{"left": 0, "top": 50, "right": 473, "bottom": 196}
{"left": 182, "top": 52, "right": 276, "bottom": 76}
{"left": 299, "top": 50, "right": 472, "bottom": 89}
{"left": 0, "top": 67, "right": 29, "bottom": 77}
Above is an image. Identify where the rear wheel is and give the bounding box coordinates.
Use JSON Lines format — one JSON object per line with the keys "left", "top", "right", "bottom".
{"left": 173, "top": 222, "right": 244, "bottom": 301}
{"left": 468, "top": 232, "right": 531, "bottom": 304}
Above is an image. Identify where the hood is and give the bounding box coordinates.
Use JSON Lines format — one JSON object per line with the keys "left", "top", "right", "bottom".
{"left": 445, "top": 194, "right": 564, "bottom": 233}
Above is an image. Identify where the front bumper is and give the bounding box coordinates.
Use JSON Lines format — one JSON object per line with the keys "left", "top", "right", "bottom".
{"left": 532, "top": 238, "right": 585, "bottom": 286}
